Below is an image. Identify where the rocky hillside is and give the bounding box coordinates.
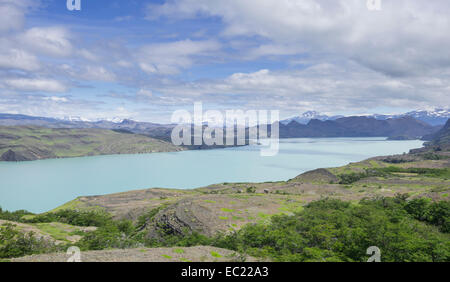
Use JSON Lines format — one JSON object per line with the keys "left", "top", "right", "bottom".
{"left": 428, "top": 119, "right": 450, "bottom": 150}
{"left": 0, "top": 126, "right": 183, "bottom": 161}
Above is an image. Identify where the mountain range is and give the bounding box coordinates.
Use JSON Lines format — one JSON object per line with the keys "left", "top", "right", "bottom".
{"left": 278, "top": 116, "right": 439, "bottom": 139}
{"left": 281, "top": 109, "right": 450, "bottom": 126}
{"left": 0, "top": 111, "right": 446, "bottom": 141}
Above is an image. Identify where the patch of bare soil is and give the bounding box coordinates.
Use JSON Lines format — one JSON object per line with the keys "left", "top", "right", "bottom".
{"left": 12, "top": 246, "right": 259, "bottom": 262}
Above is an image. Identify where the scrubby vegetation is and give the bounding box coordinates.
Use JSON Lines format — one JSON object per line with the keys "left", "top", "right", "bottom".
{"left": 338, "top": 167, "right": 450, "bottom": 184}
{"left": 0, "top": 223, "right": 60, "bottom": 258}
{"left": 405, "top": 198, "right": 450, "bottom": 233}
{"left": 25, "top": 210, "right": 113, "bottom": 227}
{"left": 2, "top": 196, "right": 449, "bottom": 262}
{"left": 212, "top": 197, "right": 450, "bottom": 262}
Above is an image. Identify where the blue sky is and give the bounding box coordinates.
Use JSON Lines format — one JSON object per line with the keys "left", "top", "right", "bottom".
{"left": 0, "top": 0, "right": 449, "bottom": 123}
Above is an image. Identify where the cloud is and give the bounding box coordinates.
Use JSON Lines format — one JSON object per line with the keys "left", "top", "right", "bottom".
{"left": 137, "top": 39, "right": 221, "bottom": 74}
{"left": 2, "top": 78, "right": 67, "bottom": 93}
{"left": 43, "top": 96, "right": 68, "bottom": 103}
{"left": 1, "top": 0, "right": 449, "bottom": 121}
{"left": 137, "top": 89, "right": 153, "bottom": 98}
{"left": 0, "top": 92, "right": 109, "bottom": 121}
{"left": 146, "top": 0, "right": 450, "bottom": 77}
{"left": 18, "top": 26, "right": 73, "bottom": 57}
{"left": 82, "top": 66, "right": 117, "bottom": 82}
{"left": 0, "top": 0, "right": 36, "bottom": 33}
{"left": 0, "top": 48, "right": 40, "bottom": 71}
{"left": 136, "top": 62, "right": 450, "bottom": 115}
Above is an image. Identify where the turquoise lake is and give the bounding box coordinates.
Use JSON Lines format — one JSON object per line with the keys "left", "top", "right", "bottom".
{"left": 0, "top": 137, "right": 424, "bottom": 213}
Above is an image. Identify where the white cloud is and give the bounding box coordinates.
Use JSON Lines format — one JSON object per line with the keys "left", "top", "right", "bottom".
{"left": 137, "top": 39, "right": 221, "bottom": 74}
{"left": 77, "top": 49, "right": 99, "bottom": 61}
{"left": 82, "top": 66, "right": 117, "bottom": 82}
{"left": 19, "top": 27, "right": 73, "bottom": 57}
{"left": 0, "top": 48, "right": 40, "bottom": 71}
{"left": 147, "top": 0, "right": 450, "bottom": 77}
{"left": 2, "top": 78, "right": 67, "bottom": 93}
{"left": 43, "top": 96, "right": 68, "bottom": 103}
{"left": 0, "top": 0, "right": 36, "bottom": 33}
{"left": 137, "top": 89, "right": 153, "bottom": 97}
{"left": 140, "top": 62, "right": 450, "bottom": 114}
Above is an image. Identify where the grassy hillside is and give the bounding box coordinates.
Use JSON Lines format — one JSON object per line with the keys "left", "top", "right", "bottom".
{"left": 0, "top": 126, "right": 183, "bottom": 161}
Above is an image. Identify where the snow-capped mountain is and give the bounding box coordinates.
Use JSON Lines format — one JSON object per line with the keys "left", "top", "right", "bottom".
{"left": 282, "top": 109, "right": 449, "bottom": 126}
{"left": 60, "top": 116, "right": 125, "bottom": 124}
{"left": 100, "top": 117, "right": 125, "bottom": 123}
{"left": 61, "top": 116, "right": 91, "bottom": 122}
{"left": 281, "top": 111, "right": 343, "bottom": 125}
{"left": 401, "top": 109, "right": 449, "bottom": 126}
{"left": 373, "top": 109, "right": 450, "bottom": 126}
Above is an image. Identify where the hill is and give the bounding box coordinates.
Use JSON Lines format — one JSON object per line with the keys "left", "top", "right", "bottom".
{"left": 279, "top": 116, "right": 437, "bottom": 139}
{"left": 429, "top": 119, "right": 450, "bottom": 149}
{"left": 1, "top": 113, "right": 442, "bottom": 141}
{"left": 0, "top": 126, "right": 183, "bottom": 161}
{"left": 281, "top": 108, "right": 450, "bottom": 126}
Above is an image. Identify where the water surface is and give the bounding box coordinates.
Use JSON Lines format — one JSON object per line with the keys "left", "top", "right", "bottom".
{"left": 0, "top": 138, "right": 423, "bottom": 213}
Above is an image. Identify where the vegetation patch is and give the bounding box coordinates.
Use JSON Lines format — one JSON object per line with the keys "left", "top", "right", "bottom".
{"left": 221, "top": 208, "right": 235, "bottom": 213}
{"left": 173, "top": 248, "right": 185, "bottom": 254}
{"left": 212, "top": 197, "right": 450, "bottom": 262}
{"left": 210, "top": 251, "right": 222, "bottom": 258}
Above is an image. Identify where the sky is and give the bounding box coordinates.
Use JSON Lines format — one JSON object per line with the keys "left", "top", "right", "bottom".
{"left": 0, "top": 0, "right": 449, "bottom": 123}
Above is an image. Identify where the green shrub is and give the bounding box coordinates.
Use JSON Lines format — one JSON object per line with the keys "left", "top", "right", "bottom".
{"left": 246, "top": 187, "right": 256, "bottom": 193}
{"left": 25, "top": 210, "right": 113, "bottom": 227}
{"left": 212, "top": 198, "right": 450, "bottom": 262}
{"left": 0, "top": 207, "right": 33, "bottom": 222}
{"left": 0, "top": 223, "right": 59, "bottom": 258}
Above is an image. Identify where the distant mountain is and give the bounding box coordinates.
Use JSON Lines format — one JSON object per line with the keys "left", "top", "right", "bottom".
{"left": 374, "top": 109, "right": 450, "bottom": 126}
{"left": 280, "top": 111, "right": 343, "bottom": 125}
{"left": 281, "top": 108, "right": 450, "bottom": 126}
{"left": 279, "top": 116, "right": 438, "bottom": 139}
{"left": 0, "top": 113, "right": 173, "bottom": 138}
{"left": 424, "top": 118, "right": 450, "bottom": 150}
{"left": 0, "top": 112, "right": 442, "bottom": 141}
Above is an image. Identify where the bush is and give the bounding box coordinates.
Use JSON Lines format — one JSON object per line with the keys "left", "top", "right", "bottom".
{"left": 246, "top": 187, "right": 256, "bottom": 193}
{"left": 211, "top": 198, "right": 450, "bottom": 262}
{"left": 0, "top": 207, "right": 33, "bottom": 222}
{"left": 77, "top": 221, "right": 139, "bottom": 251}
{"left": 26, "top": 210, "right": 113, "bottom": 227}
{"left": 0, "top": 223, "right": 59, "bottom": 258}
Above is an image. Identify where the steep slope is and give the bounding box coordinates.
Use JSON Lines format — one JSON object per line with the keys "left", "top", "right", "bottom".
{"left": 426, "top": 119, "right": 450, "bottom": 150}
